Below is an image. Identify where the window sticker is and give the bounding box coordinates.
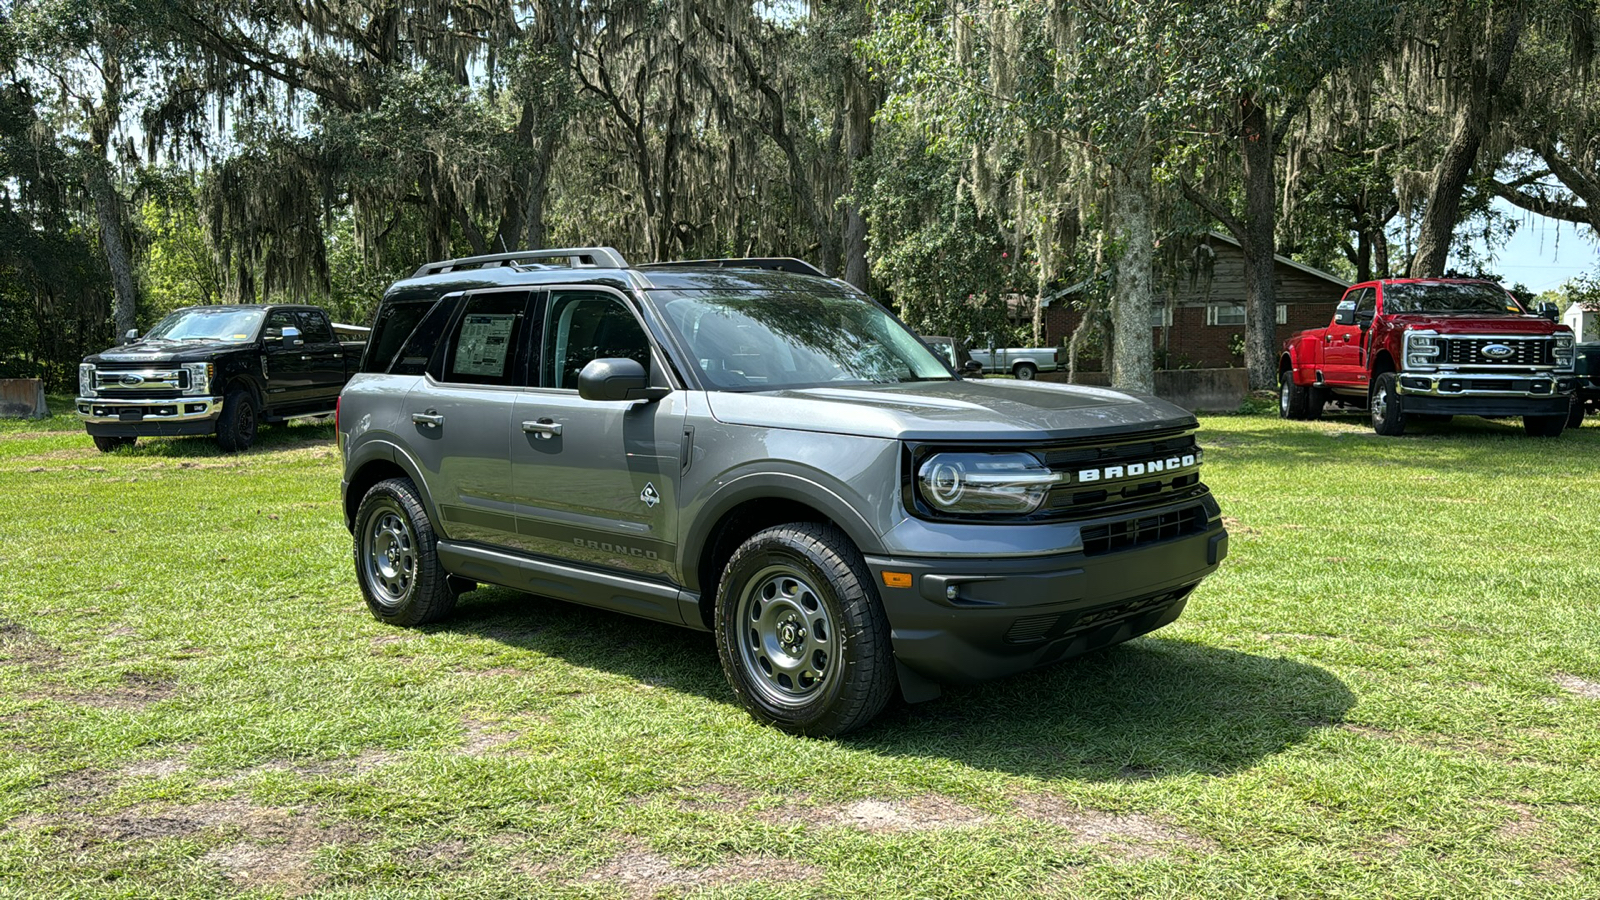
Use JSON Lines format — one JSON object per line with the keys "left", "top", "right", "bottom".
{"left": 453, "top": 313, "right": 517, "bottom": 377}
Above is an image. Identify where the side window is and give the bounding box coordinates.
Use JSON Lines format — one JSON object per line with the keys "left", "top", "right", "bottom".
{"left": 263, "top": 309, "right": 297, "bottom": 342}
{"left": 295, "top": 310, "right": 334, "bottom": 344}
{"left": 435, "top": 291, "right": 536, "bottom": 387}
{"left": 1355, "top": 288, "right": 1377, "bottom": 315}
{"left": 390, "top": 297, "right": 462, "bottom": 376}
{"left": 542, "top": 292, "right": 652, "bottom": 389}
{"left": 362, "top": 300, "right": 432, "bottom": 373}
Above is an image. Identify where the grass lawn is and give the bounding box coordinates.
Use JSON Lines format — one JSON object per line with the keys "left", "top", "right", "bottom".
{"left": 2, "top": 397, "right": 1598, "bottom": 898}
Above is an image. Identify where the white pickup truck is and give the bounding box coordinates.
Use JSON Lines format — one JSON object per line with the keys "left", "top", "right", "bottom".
{"left": 968, "top": 344, "right": 1060, "bottom": 380}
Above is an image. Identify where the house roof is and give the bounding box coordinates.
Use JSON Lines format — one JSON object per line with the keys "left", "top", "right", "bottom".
{"left": 1045, "top": 231, "right": 1350, "bottom": 306}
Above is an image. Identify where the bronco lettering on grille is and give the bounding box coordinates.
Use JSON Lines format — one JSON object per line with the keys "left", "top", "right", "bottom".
{"left": 1076, "top": 451, "right": 1200, "bottom": 484}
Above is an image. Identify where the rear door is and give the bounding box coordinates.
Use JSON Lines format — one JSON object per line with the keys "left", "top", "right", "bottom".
{"left": 294, "top": 309, "right": 344, "bottom": 410}
{"left": 402, "top": 289, "right": 534, "bottom": 547}
{"left": 508, "top": 287, "right": 686, "bottom": 597}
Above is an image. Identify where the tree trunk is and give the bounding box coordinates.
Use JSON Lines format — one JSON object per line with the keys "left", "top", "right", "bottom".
{"left": 1109, "top": 157, "right": 1154, "bottom": 394}
{"left": 841, "top": 68, "right": 876, "bottom": 290}
{"left": 1409, "top": 7, "right": 1525, "bottom": 277}
{"left": 1239, "top": 97, "right": 1278, "bottom": 391}
{"left": 89, "top": 161, "right": 138, "bottom": 337}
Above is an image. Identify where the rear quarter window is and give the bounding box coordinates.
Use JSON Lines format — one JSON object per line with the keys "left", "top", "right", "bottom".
{"left": 361, "top": 300, "right": 434, "bottom": 374}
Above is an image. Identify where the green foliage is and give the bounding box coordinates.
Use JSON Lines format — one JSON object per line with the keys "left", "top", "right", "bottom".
{"left": 135, "top": 171, "right": 221, "bottom": 317}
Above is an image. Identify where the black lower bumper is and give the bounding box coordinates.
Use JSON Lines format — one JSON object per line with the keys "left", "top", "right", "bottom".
{"left": 84, "top": 420, "right": 218, "bottom": 437}
{"left": 1397, "top": 394, "right": 1570, "bottom": 417}
{"left": 865, "top": 519, "right": 1227, "bottom": 686}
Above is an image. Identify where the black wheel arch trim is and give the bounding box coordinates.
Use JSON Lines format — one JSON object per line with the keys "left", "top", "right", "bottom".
{"left": 343, "top": 438, "right": 441, "bottom": 534}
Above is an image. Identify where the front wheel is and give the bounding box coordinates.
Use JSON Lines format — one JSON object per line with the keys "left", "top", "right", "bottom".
{"left": 715, "top": 523, "right": 895, "bottom": 737}
{"left": 1012, "top": 363, "right": 1037, "bottom": 381}
{"left": 1370, "top": 373, "right": 1406, "bottom": 436}
{"left": 92, "top": 435, "right": 136, "bottom": 453}
{"left": 353, "top": 477, "right": 457, "bottom": 626}
{"left": 1524, "top": 414, "right": 1567, "bottom": 437}
{"left": 1567, "top": 399, "right": 1587, "bottom": 429}
{"left": 215, "top": 388, "right": 259, "bottom": 453}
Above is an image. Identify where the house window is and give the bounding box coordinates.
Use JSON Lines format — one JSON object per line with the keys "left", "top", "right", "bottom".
{"left": 1207, "top": 303, "right": 1286, "bottom": 326}
{"left": 1150, "top": 305, "right": 1173, "bottom": 328}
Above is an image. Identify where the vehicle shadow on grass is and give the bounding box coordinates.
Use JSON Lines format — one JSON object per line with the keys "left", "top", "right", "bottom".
{"left": 108, "top": 420, "right": 337, "bottom": 458}
{"left": 442, "top": 588, "right": 1354, "bottom": 781}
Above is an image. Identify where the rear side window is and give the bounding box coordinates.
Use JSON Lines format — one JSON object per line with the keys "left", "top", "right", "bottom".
{"left": 362, "top": 300, "right": 433, "bottom": 373}
{"left": 389, "top": 297, "right": 461, "bottom": 376}
{"left": 295, "top": 310, "right": 334, "bottom": 344}
{"left": 435, "top": 291, "right": 537, "bottom": 387}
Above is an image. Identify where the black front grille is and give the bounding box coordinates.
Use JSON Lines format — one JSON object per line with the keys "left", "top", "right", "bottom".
{"left": 1440, "top": 337, "right": 1552, "bottom": 366}
{"left": 1081, "top": 506, "right": 1207, "bottom": 556}
{"left": 1042, "top": 428, "right": 1204, "bottom": 518}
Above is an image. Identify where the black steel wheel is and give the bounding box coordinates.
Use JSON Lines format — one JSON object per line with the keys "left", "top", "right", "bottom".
{"left": 1567, "top": 399, "right": 1587, "bottom": 429}
{"left": 353, "top": 477, "right": 457, "bottom": 626}
{"left": 215, "top": 387, "right": 259, "bottom": 453}
{"left": 715, "top": 523, "right": 894, "bottom": 737}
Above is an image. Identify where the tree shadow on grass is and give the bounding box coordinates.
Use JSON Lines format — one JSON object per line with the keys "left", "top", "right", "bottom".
{"left": 440, "top": 587, "right": 1353, "bottom": 781}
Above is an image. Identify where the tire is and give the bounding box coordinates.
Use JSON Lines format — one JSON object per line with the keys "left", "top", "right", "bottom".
{"left": 353, "top": 477, "right": 458, "bottom": 626}
{"left": 1305, "top": 386, "right": 1325, "bottom": 420}
{"left": 215, "top": 387, "right": 259, "bottom": 453}
{"left": 1524, "top": 414, "right": 1567, "bottom": 437}
{"left": 1012, "top": 363, "right": 1037, "bottom": 381}
{"left": 1370, "top": 372, "right": 1405, "bottom": 436}
{"left": 1279, "top": 373, "right": 1310, "bottom": 419}
{"left": 92, "top": 435, "right": 136, "bottom": 452}
{"left": 1567, "top": 399, "right": 1587, "bottom": 429}
{"left": 714, "top": 523, "right": 895, "bottom": 737}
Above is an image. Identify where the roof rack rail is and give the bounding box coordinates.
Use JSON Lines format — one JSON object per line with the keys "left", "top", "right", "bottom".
{"left": 637, "top": 257, "right": 827, "bottom": 278}
{"left": 413, "top": 247, "right": 628, "bottom": 278}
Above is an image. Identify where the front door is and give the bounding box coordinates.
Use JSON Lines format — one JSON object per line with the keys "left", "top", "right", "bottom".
{"left": 261, "top": 308, "right": 315, "bottom": 407}
{"left": 294, "top": 309, "right": 345, "bottom": 411}
{"left": 509, "top": 288, "right": 685, "bottom": 593}
{"left": 1323, "top": 287, "right": 1371, "bottom": 386}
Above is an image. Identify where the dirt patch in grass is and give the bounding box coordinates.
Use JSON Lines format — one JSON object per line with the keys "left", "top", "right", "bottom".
{"left": 119, "top": 747, "right": 194, "bottom": 779}
{"left": 0, "top": 619, "right": 65, "bottom": 671}
{"left": 1552, "top": 674, "right": 1600, "bottom": 700}
{"left": 656, "top": 783, "right": 766, "bottom": 814}
{"left": 1496, "top": 802, "right": 1542, "bottom": 840}
{"left": 1221, "top": 516, "right": 1259, "bottom": 536}
{"left": 460, "top": 718, "right": 523, "bottom": 756}
{"left": 579, "top": 838, "right": 821, "bottom": 899}
{"left": 1011, "top": 794, "right": 1214, "bottom": 859}
{"left": 403, "top": 838, "right": 474, "bottom": 872}
{"left": 752, "top": 794, "right": 990, "bottom": 834}
{"left": 201, "top": 750, "right": 396, "bottom": 787}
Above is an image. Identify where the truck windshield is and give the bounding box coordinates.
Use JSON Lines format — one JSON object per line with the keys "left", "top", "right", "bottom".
{"left": 1383, "top": 283, "right": 1523, "bottom": 315}
{"left": 655, "top": 290, "right": 954, "bottom": 390}
{"left": 145, "top": 307, "right": 266, "bottom": 342}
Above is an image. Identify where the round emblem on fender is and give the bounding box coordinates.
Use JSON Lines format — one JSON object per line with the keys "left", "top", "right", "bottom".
{"left": 1481, "top": 343, "right": 1515, "bottom": 360}
{"left": 119, "top": 374, "right": 144, "bottom": 386}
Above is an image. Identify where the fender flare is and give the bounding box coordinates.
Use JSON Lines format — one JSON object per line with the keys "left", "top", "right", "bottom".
{"left": 342, "top": 437, "right": 439, "bottom": 532}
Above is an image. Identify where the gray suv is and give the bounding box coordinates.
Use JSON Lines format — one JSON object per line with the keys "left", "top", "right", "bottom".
{"left": 339, "top": 248, "right": 1228, "bottom": 736}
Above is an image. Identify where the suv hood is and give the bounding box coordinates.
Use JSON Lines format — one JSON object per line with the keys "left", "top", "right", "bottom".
{"left": 1390, "top": 314, "right": 1563, "bottom": 335}
{"left": 706, "top": 379, "right": 1196, "bottom": 441}
{"left": 85, "top": 339, "right": 250, "bottom": 365}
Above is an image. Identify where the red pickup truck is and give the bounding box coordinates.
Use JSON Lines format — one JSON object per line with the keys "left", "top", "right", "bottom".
{"left": 1278, "top": 279, "right": 1577, "bottom": 436}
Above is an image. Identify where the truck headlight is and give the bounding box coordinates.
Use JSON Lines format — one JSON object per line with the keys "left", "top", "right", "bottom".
{"left": 79, "top": 363, "right": 96, "bottom": 397}
{"left": 182, "top": 362, "right": 214, "bottom": 395}
{"left": 917, "top": 452, "right": 1060, "bottom": 515}
{"left": 1405, "top": 333, "right": 1440, "bottom": 369}
{"left": 1554, "top": 333, "right": 1575, "bottom": 371}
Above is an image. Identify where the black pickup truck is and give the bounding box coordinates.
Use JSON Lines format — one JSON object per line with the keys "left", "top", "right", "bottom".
{"left": 77, "top": 304, "right": 362, "bottom": 452}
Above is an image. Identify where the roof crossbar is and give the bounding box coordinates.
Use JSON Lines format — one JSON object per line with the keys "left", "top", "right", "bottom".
{"left": 413, "top": 247, "right": 628, "bottom": 278}
{"left": 636, "top": 257, "right": 827, "bottom": 278}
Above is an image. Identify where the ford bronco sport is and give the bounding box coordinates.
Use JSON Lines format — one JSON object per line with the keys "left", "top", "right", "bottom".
{"left": 339, "top": 248, "right": 1228, "bottom": 736}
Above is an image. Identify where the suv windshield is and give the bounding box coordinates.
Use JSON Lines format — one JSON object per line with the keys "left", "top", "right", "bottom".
{"left": 656, "top": 290, "right": 954, "bottom": 390}
{"left": 145, "top": 307, "right": 265, "bottom": 342}
{"left": 1383, "top": 282, "right": 1523, "bottom": 316}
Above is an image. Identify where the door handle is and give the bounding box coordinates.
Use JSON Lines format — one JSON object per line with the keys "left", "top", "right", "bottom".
{"left": 411, "top": 411, "right": 444, "bottom": 428}
{"left": 522, "top": 419, "right": 562, "bottom": 439}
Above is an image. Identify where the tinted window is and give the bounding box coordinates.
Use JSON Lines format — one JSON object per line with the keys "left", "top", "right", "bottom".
{"left": 362, "top": 300, "right": 432, "bottom": 373}
{"left": 295, "top": 310, "right": 334, "bottom": 343}
{"left": 1354, "top": 288, "right": 1376, "bottom": 314}
{"left": 543, "top": 292, "right": 652, "bottom": 389}
{"left": 389, "top": 297, "right": 461, "bottom": 376}
{"left": 438, "top": 291, "right": 535, "bottom": 387}
{"left": 263, "top": 309, "right": 297, "bottom": 340}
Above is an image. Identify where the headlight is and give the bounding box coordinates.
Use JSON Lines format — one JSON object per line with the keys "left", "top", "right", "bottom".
{"left": 917, "top": 452, "right": 1059, "bottom": 515}
{"left": 1405, "top": 332, "right": 1440, "bottom": 370}
{"left": 1554, "top": 333, "right": 1575, "bottom": 370}
{"left": 183, "top": 362, "right": 214, "bottom": 395}
{"left": 79, "top": 363, "right": 96, "bottom": 396}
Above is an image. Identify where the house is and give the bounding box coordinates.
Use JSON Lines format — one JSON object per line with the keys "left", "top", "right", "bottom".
{"left": 1562, "top": 303, "right": 1597, "bottom": 342}
{"left": 1043, "top": 232, "right": 1351, "bottom": 369}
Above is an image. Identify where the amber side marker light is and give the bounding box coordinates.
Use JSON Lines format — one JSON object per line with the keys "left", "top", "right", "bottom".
{"left": 881, "top": 572, "right": 913, "bottom": 588}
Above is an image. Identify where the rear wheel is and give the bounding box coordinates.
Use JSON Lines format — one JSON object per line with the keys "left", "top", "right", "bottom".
{"left": 1370, "top": 373, "right": 1405, "bottom": 436}
{"left": 1279, "top": 373, "right": 1311, "bottom": 419}
{"left": 92, "top": 435, "right": 136, "bottom": 452}
{"left": 354, "top": 477, "right": 458, "bottom": 626}
{"left": 1012, "top": 362, "right": 1038, "bottom": 381}
{"left": 715, "top": 523, "right": 894, "bottom": 737}
{"left": 1524, "top": 414, "right": 1566, "bottom": 437}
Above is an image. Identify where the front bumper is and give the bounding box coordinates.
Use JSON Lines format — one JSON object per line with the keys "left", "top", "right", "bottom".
{"left": 1396, "top": 373, "right": 1573, "bottom": 417}
{"left": 77, "top": 395, "right": 222, "bottom": 436}
{"left": 865, "top": 514, "right": 1227, "bottom": 686}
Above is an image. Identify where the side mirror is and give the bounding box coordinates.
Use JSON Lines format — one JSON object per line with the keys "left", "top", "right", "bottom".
{"left": 123, "top": 328, "right": 139, "bottom": 344}
{"left": 270, "top": 326, "right": 304, "bottom": 349}
{"left": 1537, "top": 301, "right": 1559, "bottom": 322}
{"left": 578, "top": 358, "right": 668, "bottom": 402}
{"left": 1334, "top": 301, "right": 1356, "bottom": 327}
{"left": 962, "top": 359, "right": 984, "bottom": 377}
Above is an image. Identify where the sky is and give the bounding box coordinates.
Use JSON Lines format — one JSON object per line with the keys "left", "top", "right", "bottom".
{"left": 1455, "top": 199, "right": 1598, "bottom": 295}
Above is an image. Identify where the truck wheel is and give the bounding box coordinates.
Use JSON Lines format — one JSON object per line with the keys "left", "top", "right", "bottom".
{"left": 715, "top": 523, "right": 895, "bottom": 737}
{"left": 1524, "top": 414, "right": 1567, "bottom": 437}
{"left": 1012, "top": 363, "right": 1037, "bottom": 380}
{"left": 1279, "top": 374, "right": 1310, "bottom": 419}
{"left": 215, "top": 388, "right": 259, "bottom": 453}
{"left": 354, "top": 477, "right": 457, "bottom": 626}
{"left": 1567, "top": 400, "right": 1587, "bottom": 429}
{"left": 92, "top": 435, "right": 136, "bottom": 452}
{"left": 1370, "top": 373, "right": 1406, "bottom": 436}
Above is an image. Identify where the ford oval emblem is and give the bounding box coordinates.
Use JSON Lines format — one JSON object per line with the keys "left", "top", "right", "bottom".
{"left": 120, "top": 374, "right": 144, "bottom": 386}
{"left": 1481, "top": 343, "right": 1515, "bottom": 360}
